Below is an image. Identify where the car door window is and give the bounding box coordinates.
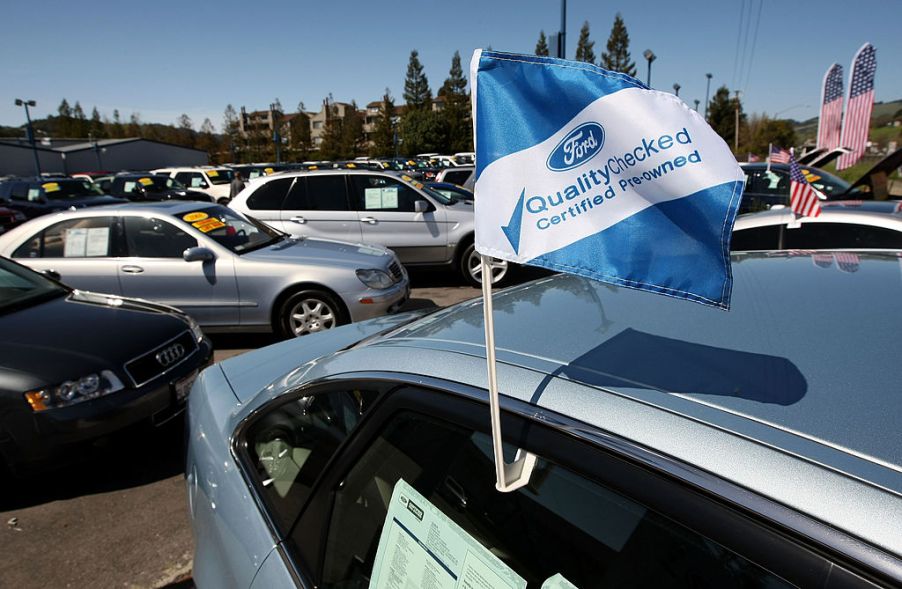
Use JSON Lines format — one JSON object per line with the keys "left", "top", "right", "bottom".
{"left": 308, "top": 407, "right": 796, "bottom": 589}
{"left": 746, "top": 169, "right": 789, "bottom": 196}
{"left": 296, "top": 175, "right": 350, "bottom": 211}
{"left": 730, "top": 225, "right": 782, "bottom": 251}
{"left": 349, "top": 175, "right": 421, "bottom": 213}
{"left": 246, "top": 178, "right": 294, "bottom": 210}
{"left": 123, "top": 216, "right": 197, "bottom": 257}
{"left": 10, "top": 183, "right": 28, "bottom": 201}
{"left": 239, "top": 385, "right": 385, "bottom": 535}
{"left": 783, "top": 222, "right": 902, "bottom": 249}
{"left": 13, "top": 217, "right": 118, "bottom": 258}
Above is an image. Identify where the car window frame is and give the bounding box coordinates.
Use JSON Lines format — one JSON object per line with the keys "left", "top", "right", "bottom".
{"left": 122, "top": 214, "right": 200, "bottom": 258}
{"left": 13, "top": 215, "right": 124, "bottom": 259}
{"left": 232, "top": 373, "right": 894, "bottom": 588}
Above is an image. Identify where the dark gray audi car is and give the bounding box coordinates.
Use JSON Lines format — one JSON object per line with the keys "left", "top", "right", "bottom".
{"left": 0, "top": 256, "right": 213, "bottom": 474}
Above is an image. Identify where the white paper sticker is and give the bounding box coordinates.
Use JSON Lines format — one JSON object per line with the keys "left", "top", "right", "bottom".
{"left": 380, "top": 186, "right": 398, "bottom": 209}
{"left": 64, "top": 228, "right": 88, "bottom": 257}
{"left": 369, "top": 479, "right": 526, "bottom": 589}
{"left": 364, "top": 186, "right": 400, "bottom": 210}
{"left": 365, "top": 187, "right": 384, "bottom": 210}
{"left": 85, "top": 227, "right": 110, "bottom": 256}
{"left": 542, "top": 573, "right": 580, "bottom": 589}
{"left": 123, "top": 181, "right": 137, "bottom": 193}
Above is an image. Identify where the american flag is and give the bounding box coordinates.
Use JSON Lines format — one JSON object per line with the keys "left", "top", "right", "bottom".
{"left": 812, "top": 253, "right": 834, "bottom": 269}
{"left": 837, "top": 43, "right": 877, "bottom": 170}
{"left": 769, "top": 145, "right": 790, "bottom": 164}
{"left": 789, "top": 154, "right": 822, "bottom": 218}
{"left": 834, "top": 252, "right": 860, "bottom": 273}
{"left": 747, "top": 153, "right": 761, "bottom": 162}
{"left": 816, "top": 64, "right": 844, "bottom": 150}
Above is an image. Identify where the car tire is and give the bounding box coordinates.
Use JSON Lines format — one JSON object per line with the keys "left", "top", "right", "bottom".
{"left": 277, "top": 289, "right": 347, "bottom": 339}
{"left": 460, "top": 241, "right": 509, "bottom": 287}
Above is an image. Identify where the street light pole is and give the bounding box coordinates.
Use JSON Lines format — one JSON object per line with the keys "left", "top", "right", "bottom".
{"left": 704, "top": 73, "right": 713, "bottom": 119}
{"left": 694, "top": 99, "right": 700, "bottom": 111}
{"left": 673, "top": 83, "right": 681, "bottom": 97}
{"left": 15, "top": 98, "right": 41, "bottom": 176}
{"left": 643, "top": 50, "right": 656, "bottom": 87}
{"left": 270, "top": 103, "right": 281, "bottom": 164}
{"left": 733, "top": 90, "right": 742, "bottom": 152}
{"left": 559, "top": 0, "right": 567, "bottom": 60}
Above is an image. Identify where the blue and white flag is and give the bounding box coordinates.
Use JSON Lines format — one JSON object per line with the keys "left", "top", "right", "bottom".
{"left": 471, "top": 50, "right": 745, "bottom": 309}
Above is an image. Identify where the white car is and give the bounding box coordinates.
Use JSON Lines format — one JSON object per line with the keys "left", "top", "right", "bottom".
{"left": 152, "top": 167, "right": 235, "bottom": 204}
{"left": 731, "top": 200, "right": 902, "bottom": 251}
{"left": 229, "top": 169, "right": 507, "bottom": 285}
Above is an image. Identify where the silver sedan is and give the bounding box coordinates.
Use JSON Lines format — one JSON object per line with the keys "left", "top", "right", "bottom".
{"left": 0, "top": 202, "right": 409, "bottom": 337}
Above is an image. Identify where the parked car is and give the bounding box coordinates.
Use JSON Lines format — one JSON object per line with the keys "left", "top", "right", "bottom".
{"left": 228, "top": 164, "right": 286, "bottom": 181}
{"left": 152, "top": 167, "right": 235, "bottom": 204}
{"left": 731, "top": 200, "right": 902, "bottom": 250}
{"left": 187, "top": 251, "right": 902, "bottom": 588}
{"left": 0, "top": 202, "right": 409, "bottom": 338}
{"left": 0, "top": 205, "right": 27, "bottom": 235}
{"left": 0, "top": 256, "right": 212, "bottom": 474}
{"left": 435, "top": 165, "right": 475, "bottom": 188}
{"left": 106, "top": 174, "right": 213, "bottom": 202}
{"left": 426, "top": 181, "right": 474, "bottom": 202}
{"left": 229, "top": 169, "right": 507, "bottom": 285}
{"left": 0, "top": 178, "right": 126, "bottom": 220}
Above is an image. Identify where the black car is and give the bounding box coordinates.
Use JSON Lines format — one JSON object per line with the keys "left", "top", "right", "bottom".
{"left": 0, "top": 178, "right": 126, "bottom": 220}
{"left": 107, "top": 174, "right": 213, "bottom": 202}
{"left": 0, "top": 256, "right": 213, "bottom": 474}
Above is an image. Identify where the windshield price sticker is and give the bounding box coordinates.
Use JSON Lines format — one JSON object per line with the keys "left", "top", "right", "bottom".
{"left": 369, "top": 479, "right": 526, "bottom": 589}
{"left": 192, "top": 218, "right": 225, "bottom": 233}
{"left": 139, "top": 177, "right": 154, "bottom": 186}
{"left": 206, "top": 170, "right": 219, "bottom": 177}
{"left": 183, "top": 212, "right": 209, "bottom": 222}
{"left": 542, "top": 574, "right": 580, "bottom": 589}
{"left": 42, "top": 182, "right": 61, "bottom": 193}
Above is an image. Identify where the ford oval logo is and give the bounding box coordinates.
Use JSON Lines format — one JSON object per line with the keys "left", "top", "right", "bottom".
{"left": 546, "top": 122, "right": 605, "bottom": 172}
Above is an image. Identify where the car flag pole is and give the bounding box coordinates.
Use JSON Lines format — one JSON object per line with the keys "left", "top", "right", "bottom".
{"left": 480, "top": 255, "right": 537, "bottom": 493}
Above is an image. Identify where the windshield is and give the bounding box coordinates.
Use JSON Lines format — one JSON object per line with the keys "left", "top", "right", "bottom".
{"left": 175, "top": 205, "right": 283, "bottom": 253}
{"left": 127, "top": 176, "right": 185, "bottom": 192}
{"left": 0, "top": 257, "right": 67, "bottom": 314}
{"left": 800, "top": 167, "right": 853, "bottom": 197}
{"left": 34, "top": 180, "right": 104, "bottom": 200}
{"left": 204, "top": 169, "right": 234, "bottom": 185}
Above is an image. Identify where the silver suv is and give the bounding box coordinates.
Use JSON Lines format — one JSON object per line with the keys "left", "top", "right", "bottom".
{"left": 229, "top": 169, "right": 505, "bottom": 285}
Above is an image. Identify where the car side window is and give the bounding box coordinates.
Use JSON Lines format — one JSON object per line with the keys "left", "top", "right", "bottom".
{"left": 241, "top": 386, "right": 383, "bottom": 535}
{"left": 123, "top": 216, "right": 197, "bottom": 258}
{"left": 784, "top": 222, "right": 902, "bottom": 249}
{"left": 746, "top": 169, "right": 789, "bottom": 196}
{"left": 10, "top": 183, "right": 28, "bottom": 201}
{"left": 730, "top": 225, "right": 782, "bottom": 251}
{"left": 308, "top": 408, "right": 795, "bottom": 589}
{"left": 13, "top": 217, "right": 118, "bottom": 259}
{"left": 291, "top": 175, "right": 350, "bottom": 211}
{"left": 349, "top": 175, "right": 421, "bottom": 213}
{"left": 246, "top": 178, "right": 293, "bottom": 210}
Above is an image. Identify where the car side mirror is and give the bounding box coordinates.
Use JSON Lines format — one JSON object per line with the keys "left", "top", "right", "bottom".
{"left": 414, "top": 200, "right": 429, "bottom": 213}
{"left": 42, "top": 269, "right": 62, "bottom": 281}
{"left": 183, "top": 247, "right": 214, "bottom": 262}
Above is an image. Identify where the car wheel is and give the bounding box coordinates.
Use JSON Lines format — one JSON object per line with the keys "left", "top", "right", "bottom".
{"left": 460, "top": 241, "right": 509, "bottom": 287}
{"left": 277, "top": 290, "right": 346, "bottom": 338}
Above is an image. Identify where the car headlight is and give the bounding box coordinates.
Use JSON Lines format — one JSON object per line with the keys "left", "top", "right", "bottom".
{"left": 24, "top": 370, "right": 125, "bottom": 412}
{"left": 185, "top": 316, "right": 205, "bottom": 343}
{"left": 356, "top": 269, "right": 395, "bottom": 289}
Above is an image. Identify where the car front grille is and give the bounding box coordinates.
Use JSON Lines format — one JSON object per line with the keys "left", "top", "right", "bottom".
{"left": 124, "top": 330, "right": 198, "bottom": 387}
{"left": 388, "top": 261, "right": 404, "bottom": 282}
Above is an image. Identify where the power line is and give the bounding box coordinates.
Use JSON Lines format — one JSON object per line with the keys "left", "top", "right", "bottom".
{"left": 737, "top": 0, "right": 753, "bottom": 90}
{"left": 731, "top": 0, "right": 746, "bottom": 88}
{"left": 741, "top": 0, "right": 764, "bottom": 93}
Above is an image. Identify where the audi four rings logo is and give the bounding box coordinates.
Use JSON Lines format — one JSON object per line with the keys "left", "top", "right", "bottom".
{"left": 155, "top": 343, "right": 185, "bottom": 367}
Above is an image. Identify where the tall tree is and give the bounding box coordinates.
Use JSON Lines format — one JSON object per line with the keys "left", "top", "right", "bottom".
{"left": 535, "top": 31, "right": 550, "bottom": 56}
{"left": 601, "top": 13, "right": 637, "bottom": 76}
{"left": 289, "top": 101, "right": 312, "bottom": 161}
{"left": 574, "top": 22, "right": 596, "bottom": 63}
{"left": 401, "top": 109, "right": 448, "bottom": 155}
{"left": 89, "top": 107, "right": 105, "bottom": 138}
{"left": 72, "top": 101, "right": 89, "bottom": 137}
{"left": 707, "top": 86, "right": 747, "bottom": 150}
{"left": 222, "top": 104, "right": 241, "bottom": 161}
{"left": 127, "top": 112, "right": 142, "bottom": 137}
{"left": 110, "top": 109, "right": 125, "bottom": 138}
{"left": 340, "top": 101, "right": 364, "bottom": 158}
{"left": 372, "top": 91, "right": 396, "bottom": 157}
{"left": 318, "top": 96, "right": 343, "bottom": 160}
{"left": 197, "top": 118, "right": 219, "bottom": 162}
{"left": 440, "top": 51, "right": 472, "bottom": 153}
{"left": 403, "top": 50, "right": 432, "bottom": 111}
{"left": 57, "top": 99, "right": 73, "bottom": 136}
{"left": 177, "top": 113, "right": 195, "bottom": 148}
{"left": 748, "top": 115, "right": 796, "bottom": 156}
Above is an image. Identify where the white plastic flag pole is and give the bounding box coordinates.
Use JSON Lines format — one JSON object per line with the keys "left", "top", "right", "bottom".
{"left": 480, "top": 254, "right": 537, "bottom": 493}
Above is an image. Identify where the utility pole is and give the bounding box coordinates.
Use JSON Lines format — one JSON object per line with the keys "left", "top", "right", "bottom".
{"left": 704, "top": 73, "right": 713, "bottom": 119}
{"left": 733, "top": 90, "right": 741, "bottom": 151}
{"left": 15, "top": 99, "right": 41, "bottom": 176}
{"left": 270, "top": 103, "right": 281, "bottom": 163}
{"left": 558, "top": 0, "right": 567, "bottom": 59}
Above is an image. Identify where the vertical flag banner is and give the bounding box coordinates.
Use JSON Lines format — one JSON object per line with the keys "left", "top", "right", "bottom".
{"left": 837, "top": 43, "right": 877, "bottom": 170}
{"left": 471, "top": 50, "right": 745, "bottom": 309}
{"left": 817, "top": 64, "right": 844, "bottom": 150}
{"left": 789, "top": 153, "right": 823, "bottom": 218}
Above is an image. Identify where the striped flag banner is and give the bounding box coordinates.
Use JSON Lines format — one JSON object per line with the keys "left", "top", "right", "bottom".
{"left": 816, "top": 64, "right": 844, "bottom": 150}
{"left": 789, "top": 153, "right": 822, "bottom": 218}
{"left": 835, "top": 252, "right": 861, "bottom": 273}
{"left": 837, "top": 44, "right": 877, "bottom": 170}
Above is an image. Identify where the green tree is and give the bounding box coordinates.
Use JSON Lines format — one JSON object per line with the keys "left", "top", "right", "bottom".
{"left": 127, "top": 112, "right": 142, "bottom": 137}
{"left": 748, "top": 116, "right": 796, "bottom": 156}
{"left": 72, "top": 101, "right": 89, "bottom": 137}
{"left": 57, "top": 99, "right": 73, "bottom": 136}
{"left": 318, "top": 96, "right": 343, "bottom": 160}
{"left": 197, "top": 118, "right": 219, "bottom": 162}
{"left": 401, "top": 109, "right": 448, "bottom": 155}
{"left": 340, "top": 101, "right": 364, "bottom": 158}
{"left": 289, "top": 101, "right": 312, "bottom": 161}
{"left": 222, "top": 104, "right": 241, "bottom": 161}
{"left": 574, "top": 21, "right": 596, "bottom": 63}
{"left": 372, "top": 91, "right": 396, "bottom": 157}
{"left": 177, "top": 113, "right": 195, "bottom": 148}
{"left": 601, "top": 13, "right": 637, "bottom": 76}
{"left": 707, "top": 86, "right": 747, "bottom": 151}
{"left": 89, "top": 107, "right": 106, "bottom": 138}
{"left": 403, "top": 50, "right": 432, "bottom": 111}
{"left": 535, "top": 31, "right": 550, "bottom": 56}
{"left": 110, "top": 109, "right": 125, "bottom": 138}
{"left": 440, "top": 50, "right": 472, "bottom": 153}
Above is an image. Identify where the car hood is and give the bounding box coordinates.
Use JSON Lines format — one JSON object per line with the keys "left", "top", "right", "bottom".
{"left": 242, "top": 236, "right": 396, "bottom": 267}
{"left": 0, "top": 291, "right": 189, "bottom": 392}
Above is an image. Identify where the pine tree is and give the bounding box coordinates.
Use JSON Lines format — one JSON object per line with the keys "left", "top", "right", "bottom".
{"left": 319, "top": 96, "right": 343, "bottom": 160}
{"left": 707, "top": 86, "right": 747, "bottom": 150}
{"left": 197, "top": 118, "right": 219, "bottom": 162}
{"left": 127, "top": 113, "right": 142, "bottom": 137}
{"left": 535, "top": 31, "right": 550, "bottom": 56}
{"left": 57, "top": 99, "right": 73, "bottom": 136}
{"left": 574, "top": 22, "right": 596, "bottom": 63}
{"left": 403, "top": 50, "right": 432, "bottom": 111}
{"left": 441, "top": 51, "right": 472, "bottom": 153}
{"left": 111, "top": 109, "right": 125, "bottom": 138}
{"left": 601, "top": 13, "right": 637, "bottom": 76}
{"left": 89, "top": 107, "right": 105, "bottom": 138}
{"left": 177, "top": 114, "right": 195, "bottom": 148}
{"left": 290, "top": 101, "right": 312, "bottom": 161}
{"left": 222, "top": 104, "right": 240, "bottom": 161}
{"left": 340, "top": 101, "right": 364, "bottom": 158}
{"left": 372, "top": 91, "right": 396, "bottom": 157}
{"left": 72, "top": 102, "right": 89, "bottom": 137}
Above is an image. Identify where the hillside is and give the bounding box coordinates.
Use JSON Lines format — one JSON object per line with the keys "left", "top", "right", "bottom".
{"left": 794, "top": 98, "right": 902, "bottom": 146}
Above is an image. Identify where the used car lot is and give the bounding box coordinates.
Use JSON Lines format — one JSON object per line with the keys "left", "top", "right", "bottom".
{"left": 188, "top": 251, "right": 902, "bottom": 588}
{"left": 0, "top": 177, "right": 126, "bottom": 219}
{"left": 0, "top": 202, "right": 409, "bottom": 337}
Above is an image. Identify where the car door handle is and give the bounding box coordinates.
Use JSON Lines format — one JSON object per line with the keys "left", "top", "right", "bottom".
{"left": 360, "top": 216, "right": 377, "bottom": 224}
{"left": 121, "top": 265, "right": 144, "bottom": 274}
{"left": 289, "top": 216, "right": 307, "bottom": 224}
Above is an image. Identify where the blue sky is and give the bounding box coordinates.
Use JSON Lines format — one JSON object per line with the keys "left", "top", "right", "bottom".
{"left": 1, "top": 0, "right": 899, "bottom": 132}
